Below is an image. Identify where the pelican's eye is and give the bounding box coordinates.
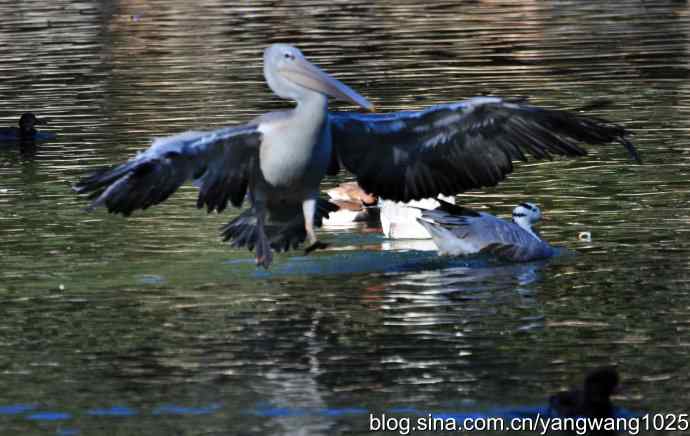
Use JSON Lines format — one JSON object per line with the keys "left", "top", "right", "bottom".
{"left": 284, "top": 53, "right": 295, "bottom": 60}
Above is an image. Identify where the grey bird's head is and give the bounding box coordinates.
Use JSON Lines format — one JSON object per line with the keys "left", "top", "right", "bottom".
{"left": 512, "top": 202, "right": 542, "bottom": 228}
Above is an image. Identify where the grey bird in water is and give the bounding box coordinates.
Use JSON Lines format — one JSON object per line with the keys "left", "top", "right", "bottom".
{"left": 74, "top": 43, "right": 640, "bottom": 268}
{"left": 417, "top": 201, "right": 555, "bottom": 262}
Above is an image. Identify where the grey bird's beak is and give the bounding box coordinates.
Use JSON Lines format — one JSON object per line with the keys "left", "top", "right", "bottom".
{"left": 280, "top": 57, "right": 375, "bottom": 112}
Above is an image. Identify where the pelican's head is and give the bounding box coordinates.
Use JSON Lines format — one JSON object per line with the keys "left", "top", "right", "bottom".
{"left": 18, "top": 112, "right": 45, "bottom": 133}
{"left": 263, "top": 44, "right": 374, "bottom": 111}
{"left": 512, "top": 202, "right": 542, "bottom": 229}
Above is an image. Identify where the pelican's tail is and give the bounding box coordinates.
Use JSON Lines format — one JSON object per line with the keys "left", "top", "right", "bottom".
{"left": 220, "top": 199, "right": 339, "bottom": 253}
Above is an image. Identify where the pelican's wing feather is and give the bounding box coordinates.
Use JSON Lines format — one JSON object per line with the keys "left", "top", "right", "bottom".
{"left": 74, "top": 125, "right": 262, "bottom": 216}
{"left": 330, "top": 97, "right": 640, "bottom": 202}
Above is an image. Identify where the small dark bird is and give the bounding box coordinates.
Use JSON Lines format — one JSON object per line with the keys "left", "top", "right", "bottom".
{"left": 0, "top": 113, "right": 54, "bottom": 142}
{"left": 549, "top": 367, "right": 620, "bottom": 435}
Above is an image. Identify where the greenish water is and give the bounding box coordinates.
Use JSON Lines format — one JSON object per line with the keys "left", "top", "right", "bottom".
{"left": 1, "top": 1, "right": 689, "bottom": 435}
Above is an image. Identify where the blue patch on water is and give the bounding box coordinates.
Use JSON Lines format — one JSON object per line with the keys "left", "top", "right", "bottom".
{"left": 249, "top": 406, "right": 368, "bottom": 417}
{"left": 318, "top": 407, "right": 368, "bottom": 416}
{"left": 243, "top": 246, "right": 563, "bottom": 279}
{"left": 501, "top": 406, "right": 546, "bottom": 419}
{"left": 56, "top": 428, "right": 79, "bottom": 436}
{"left": 0, "top": 131, "right": 55, "bottom": 141}
{"left": 135, "top": 274, "right": 165, "bottom": 285}
{"left": 428, "top": 410, "right": 487, "bottom": 420}
{"left": 248, "top": 406, "right": 307, "bottom": 417}
{"left": 385, "top": 405, "right": 636, "bottom": 421}
{"left": 0, "top": 404, "right": 36, "bottom": 415}
{"left": 386, "top": 407, "right": 420, "bottom": 414}
{"left": 224, "top": 258, "right": 257, "bottom": 265}
{"left": 252, "top": 250, "right": 454, "bottom": 277}
{"left": 34, "top": 131, "right": 57, "bottom": 141}
{"left": 248, "top": 404, "right": 638, "bottom": 420}
{"left": 86, "top": 406, "right": 137, "bottom": 417}
{"left": 152, "top": 403, "right": 221, "bottom": 416}
{"left": 26, "top": 411, "right": 72, "bottom": 421}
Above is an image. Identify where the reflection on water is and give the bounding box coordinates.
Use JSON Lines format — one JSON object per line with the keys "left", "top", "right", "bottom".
{"left": 1, "top": 0, "right": 690, "bottom": 434}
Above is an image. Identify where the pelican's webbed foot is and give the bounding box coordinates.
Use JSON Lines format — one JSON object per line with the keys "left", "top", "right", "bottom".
{"left": 304, "top": 240, "right": 329, "bottom": 254}
{"left": 254, "top": 212, "right": 273, "bottom": 269}
{"left": 255, "top": 233, "right": 274, "bottom": 269}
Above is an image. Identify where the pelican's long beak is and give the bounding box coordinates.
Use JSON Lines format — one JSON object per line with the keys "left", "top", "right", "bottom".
{"left": 280, "top": 58, "right": 374, "bottom": 112}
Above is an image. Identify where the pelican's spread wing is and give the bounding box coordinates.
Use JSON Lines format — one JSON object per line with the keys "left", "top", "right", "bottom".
{"left": 74, "top": 125, "right": 262, "bottom": 216}
{"left": 330, "top": 97, "right": 640, "bottom": 202}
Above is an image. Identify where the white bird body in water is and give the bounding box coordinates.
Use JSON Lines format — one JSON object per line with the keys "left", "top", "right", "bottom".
{"left": 380, "top": 195, "right": 455, "bottom": 239}
{"left": 74, "top": 43, "right": 640, "bottom": 269}
{"left": 417, "top": 201, "right": 555, "bottom": 262}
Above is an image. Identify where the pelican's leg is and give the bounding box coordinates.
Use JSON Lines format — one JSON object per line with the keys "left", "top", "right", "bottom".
{"left": 254, "top": 201, "right": 273, "bottom": 269}
{"left": 303, "top": 197, "right": 329, "bottom": 254}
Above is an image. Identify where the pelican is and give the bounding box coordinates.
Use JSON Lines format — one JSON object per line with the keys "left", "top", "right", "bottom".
{"left": 74, "top": 43, "right": 640, "bottom": 268}
{"left": 417, "top": 200, "right": 554, "bottom": 262}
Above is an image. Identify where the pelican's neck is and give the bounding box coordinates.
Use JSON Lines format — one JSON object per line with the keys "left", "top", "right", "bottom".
{"left": 512, "top": 217, "right": 539, "bottom": 239}
{"left": 294, "top": 91, "right": 328, "bottom": 122}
